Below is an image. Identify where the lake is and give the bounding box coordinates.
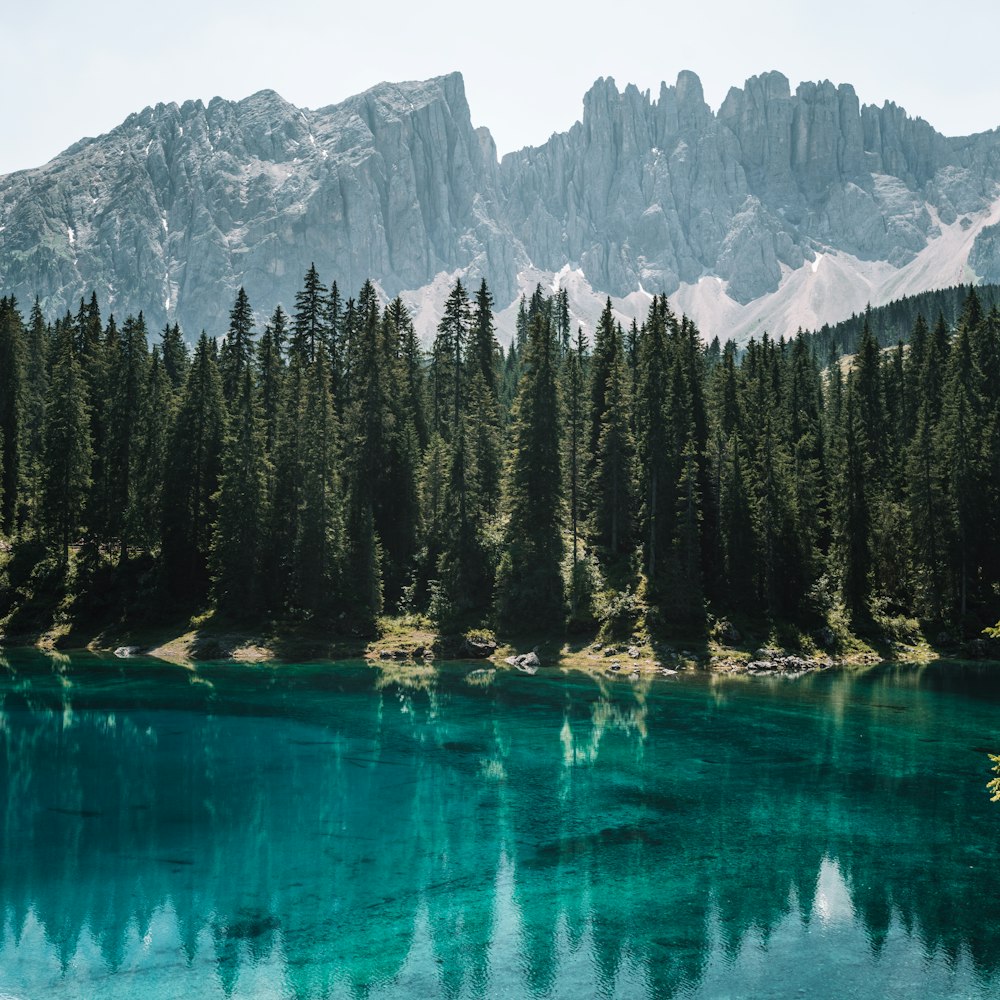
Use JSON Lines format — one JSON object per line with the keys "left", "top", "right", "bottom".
{"left": 0, "top": 651, "right": 998, "bottom": 999}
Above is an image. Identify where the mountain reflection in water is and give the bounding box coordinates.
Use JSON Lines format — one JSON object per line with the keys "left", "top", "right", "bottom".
{"left": 0, "top": 651, "right": 998, "bottom": 999}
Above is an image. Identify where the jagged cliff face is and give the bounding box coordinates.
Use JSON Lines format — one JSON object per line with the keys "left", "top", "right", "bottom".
{"left": 2, "top": 69, "right": 1000, "bottom": 341}
{"left": 0, "top": 73, "right": 518, "bottom": 336}
{"left": 503, "top": 70, "right": 1000, "bottom": 306}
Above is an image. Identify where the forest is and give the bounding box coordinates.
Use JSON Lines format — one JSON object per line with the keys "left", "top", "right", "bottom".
{"left": 1, "top": 270, "right": 999, "bottom": 649}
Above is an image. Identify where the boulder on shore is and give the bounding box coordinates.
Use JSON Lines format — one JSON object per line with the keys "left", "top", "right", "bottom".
{"left": 462, "top": 637, "right": 497, "bottom": 658}
{"left": 504, "top": 651, "right": 540, "bottom": 674}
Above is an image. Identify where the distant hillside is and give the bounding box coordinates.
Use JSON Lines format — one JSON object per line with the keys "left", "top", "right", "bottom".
{"left": 797, "top": 283, "right": 1000, "bottom": 360}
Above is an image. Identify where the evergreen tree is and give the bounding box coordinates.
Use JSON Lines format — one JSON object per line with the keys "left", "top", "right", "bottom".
{"left": 669, "top": 438, "right": 703, "bottom": 621}
{"left": 104, "top": 313, "right": 149, "bottom": 562}
{"left": 161, "top": 334, "right": 226, "bottom": 599}
{"left": 555, "top": 288, "right": 571, "bottom": 357}
{"left": 719, "top": 433, "right": 756, "bottom": 609}
{"left": 220, "top": 287, "right": 255, "bottom": 406}
{"left": 0, "top": 297, "right": 26, "bottom": 534}
{"left": 21, "top": 299, "right": 49, "bottom": 530}
{"left": 937, "top": 326, "right": 980, "bottom": 617}
{"left": 586, "top": 300, "right": 636, "bottom": 566}
{"left": 258, "top": 305, "right": 287, "bottom": 462}
{"left": 159, "top": 322, "right": 188, "bottom": 394}
{"left": 132, "top": 349, "right": 171, "bottom": 554}
{"left": 430, "top": 279, "right": 470, "bottom": 439}
{"left": 635, "top": 297, "right": 672, "bottom": 592}
{"left": 292, "top": 264, "right": 327, "bottom": 363}
{"left": 395, "top": 298, "right": 429, "bottom": 452}
{"left": 325, "top": 280, "right": 344, "bottom": 410}
{"left": 435, "top": 282, "right": 503, "bottom": 618}
{"left": 340, "top": 281, "right": 388, "bottom": 622}
{"left": 563, "top": 326, "right": 588, "bottom": 601}
{"left": 834, "top": 385, "right": 872, "bottom": 618}
{"left": 212, "top": 364, "right": 269, "bottom": 616}
{"left": 495, "top": 312, "right": 565, "bottom": 626}
{"left": 905, "top": 376, "right": 947, "bottom": 618}
{"left": 294, "top": 341, "right": 341, "bottom": 618}
{"left": 42, "top": 326, "right": 91, "bottom": 565}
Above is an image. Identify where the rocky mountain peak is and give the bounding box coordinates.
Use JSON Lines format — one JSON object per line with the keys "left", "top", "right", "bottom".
{"left": 3, "top": 69, "right": 1000, "bottom": 344}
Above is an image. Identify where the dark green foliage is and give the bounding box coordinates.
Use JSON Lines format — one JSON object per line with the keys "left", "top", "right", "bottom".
{"left": 212, "top": 365, "right": 269, "bottom": 616}
{"left": 159, "top": 322, "right": 188, "bottom": 393}
{"left": 799, "top": 282, "right": 1000, "bottom": 359}
{"left": 104, "top": 313, "right": 150, "bottom": 561}
{"left": 0, "top": 296, "right": 26, "bottom": 533}
{"left": 634, "top": 297, "right": 672, "bottom": 593}
{"left": 6, "top": 275, "right": 1000, "bottom": 640}
{"left": 563, "top": 326, "right": 588, "bottom": 609}
{"left": 293, "top": 342, "right": 341, "bottom": 618}
{"left": 20, "top": 299, "right": 49, "bottom": 529}
{"left": 586, "top": 300, "right": 635, "bottom": 565}
{"left": 292, "top": 263, "right": 326, "bottom": 363}
{"left": 41, "top": 325, "right": 91, "bottom": 565}
{"left": 219, "top": 287, "right": 255, "bottom": 406}
{"left": 495, "top": 312, "right": 565, "bottom": 626}
{"left": 160, "top": 334, "right": 226, "bottom": 600}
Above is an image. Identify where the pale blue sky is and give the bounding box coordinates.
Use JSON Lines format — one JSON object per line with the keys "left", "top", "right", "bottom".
{"left": 4, "top": 0, "right": 999, "bottom": 175}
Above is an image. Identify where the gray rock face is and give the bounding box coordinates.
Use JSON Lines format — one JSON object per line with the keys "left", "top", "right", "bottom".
{"left": 504, "top": 70, "right": 1000, "bottom": 304}
{"left": 3, "top": 70, "right": 1000, "bottom": 337}
{"left": 0, "top": 73, "right": 520, "bottom": 334}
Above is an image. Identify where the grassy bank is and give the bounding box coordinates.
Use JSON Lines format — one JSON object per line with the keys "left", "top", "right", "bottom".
{"left": 0, "top": 600, "right": 989, "bottom": 679}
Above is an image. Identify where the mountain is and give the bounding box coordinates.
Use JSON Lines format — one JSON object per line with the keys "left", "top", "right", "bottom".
{"left": 2, "top": 70, "right": 1000, "bottom": 342}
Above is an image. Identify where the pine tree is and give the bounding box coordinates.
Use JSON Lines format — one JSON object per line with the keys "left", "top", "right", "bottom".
{"left": 587, "top": 301, "right": 634, "bottom": 563}
{"left": 373, "top": 305, "right": 420, "bottom": 606}
{"left": 294, "top": 341, "right": 342, "bottom": 617}
{"left": 515, "top": 295, "right": 529, "bottom": 355}
{"left": 21, "top": 299, "right": 49, "bottom": 531}
{"left": 669, "top": 438, "right": 703, "bottom": 621}
{"left": 292, "top": 263, "right": 327, "bottom": 363}
{"left": 467, "top": 280, "right": 502, "bottom": 516}
{"left": 0, "top": 297, "right": 26, "bottom": 534}
{"left": 130, "top": 349, "right": 171, "bottom": 555}
{"left": 751, "top": 415, "right": 802, "bottom": 615}
{"left": 495, "top": 312, "right": 565, "bottom": 626}
{"left": 212, "top": 363, "right": 269, "bottom": 616}
{"left": 719, "top": 432, "right": 756, "bottom": 609}
{"left": 82, "top": 311, "right": 117, "bottom": 557}
{"left": 937, "top": 327, "right": 980, "bottom": 617}
{"left": 161, "top": 334, "right": 226, "bottom": 599}
{"left": 563, "top": 326, "right": 588, "bottom": 605}
{"left": 635, "top": 297, "right": 672, "bottom": 592}
{"left": 42, "top": 326, "right": 91, "bottom": 565}
{"left": 435, "top": 281, "right": 502, "bottom": 618}
{"left": 104, "top": 313, "right": 149, "bottom": 562}
{"left": 905, "top": 378, "right": 947, "bottom": 618}
{"left": 395, "top": 298, "right": 429, "bottom": 452}
{"left": 834, "top": 384, "right": 872, "bottom": 618}
{"left": 430, "top": 279, "right": 470, "bottom": 439}
{"left": 555, "top": 287, "right": 571, "bottom": 357}
{"left": 325, "top": 280, "right": 344, "bottom": 410}
{"left": 258, "top": 305, "right": 287, "bottom": 462}
{"left": 159, "top": 322, "right": 188, "bottom": 394}
{"left": 340, "top": 281, "right": 388, "bottom": 623}
{"left": 220, "top": 287, "right": 255, "bottom": 406}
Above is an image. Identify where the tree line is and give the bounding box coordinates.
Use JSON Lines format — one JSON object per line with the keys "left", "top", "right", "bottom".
{"left": 1, "top": 271, "right": 998, "bottom": 636}
{"left": 798, "top": 282, "right": 1000, "bottom": 363}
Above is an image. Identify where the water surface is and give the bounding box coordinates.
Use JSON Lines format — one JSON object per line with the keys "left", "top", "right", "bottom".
{"left": 0, "top": 651, "right": 998, "bottom": 998}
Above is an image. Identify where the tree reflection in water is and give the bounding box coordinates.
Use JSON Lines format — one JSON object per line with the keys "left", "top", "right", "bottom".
{"left": 0, "top": 651, "right": 998, "bottom": 999}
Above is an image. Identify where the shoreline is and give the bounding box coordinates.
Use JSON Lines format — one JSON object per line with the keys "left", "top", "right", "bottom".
{"left": 1, "top": 615, "right": 987, "bottom": 680}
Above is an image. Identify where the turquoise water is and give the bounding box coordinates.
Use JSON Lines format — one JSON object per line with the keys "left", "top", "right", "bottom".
{"left": 0, "top": 653, "right": 998, "bottom": 999}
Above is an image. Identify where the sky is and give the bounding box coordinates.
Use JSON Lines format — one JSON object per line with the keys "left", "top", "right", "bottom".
{"left": 4, "top": 0, "right": 1000, "bottom": 176}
